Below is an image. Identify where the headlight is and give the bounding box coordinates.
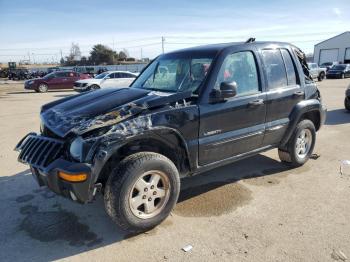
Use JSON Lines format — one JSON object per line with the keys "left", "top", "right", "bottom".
{"left": 70, "top": 136, "right": 84, "bottom": 161}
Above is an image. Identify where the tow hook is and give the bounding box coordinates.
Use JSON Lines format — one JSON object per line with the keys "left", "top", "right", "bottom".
{"left": 89, "top": 183, "right": 102, "bottom": 202}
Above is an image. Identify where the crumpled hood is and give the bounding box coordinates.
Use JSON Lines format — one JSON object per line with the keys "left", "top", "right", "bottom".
{"left": 41, "top": 87, "right": 192, "bottom": 138}
{"left": 41, "top": 88, "right": 151, "bottom": 137}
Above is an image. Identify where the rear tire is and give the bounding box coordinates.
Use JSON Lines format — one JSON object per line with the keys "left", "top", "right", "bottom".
{"left": 345, "top": 97, "right": 350, "bottom": 111}
{"left": 278, "top": 119, "right": 316, "bottom": 167}
{"left": 104, "top": 152, "right": 180, "bottom": 233}
{"left": 318, "top": 72, "right": 325, "bottom": 81}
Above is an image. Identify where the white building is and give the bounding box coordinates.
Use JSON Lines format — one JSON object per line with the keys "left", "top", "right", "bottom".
{"left": 314, "top": 31, "right": 350, "bottom": 65}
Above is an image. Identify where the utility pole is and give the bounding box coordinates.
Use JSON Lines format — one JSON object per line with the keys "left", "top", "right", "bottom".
{"left": 140, "top": 48, "right": 143, "bottom": 60}
{"left": 161, "top": 36, "right": 165, "bottom": 54}
{"left": 28, "top": 51, "right": 31, "bottom": 64}
{"left": 60, "top": 49, "right": 63, "bottom": 60}
{"left": 32, "top": 53, "right": 35, "bottom": 64}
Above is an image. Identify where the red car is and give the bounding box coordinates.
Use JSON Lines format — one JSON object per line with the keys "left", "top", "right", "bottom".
{"left": 24, "top": 71, "right": 91, "bottom": 92}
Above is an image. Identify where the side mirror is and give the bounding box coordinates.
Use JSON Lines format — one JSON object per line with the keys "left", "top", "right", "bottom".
{"left": 220, "top": 81, "right": 237, "bottom": 98}
{"left": 209, "top": 81, "right": 237, "bottom": 103}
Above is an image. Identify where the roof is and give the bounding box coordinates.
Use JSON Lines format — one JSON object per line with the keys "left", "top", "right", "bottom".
{"left": 164, "top": 41, "right": 294, "bottom": 56}
{"left": 315, "top": 31, "right": 350, "bottom": 46}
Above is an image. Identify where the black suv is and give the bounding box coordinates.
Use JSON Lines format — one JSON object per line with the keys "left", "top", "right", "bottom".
{"left": 16, "top": 41, "right": 326, "bottom": 233}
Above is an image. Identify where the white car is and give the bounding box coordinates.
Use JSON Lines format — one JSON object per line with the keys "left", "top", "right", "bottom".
{"left": 73, "top": 71, "right": 137, "bottom": 92}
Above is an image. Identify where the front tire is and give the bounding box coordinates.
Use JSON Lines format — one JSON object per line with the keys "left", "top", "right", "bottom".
{"left": 278, "top": 120, "right": 316, "bottom": 167}
{"left": 38, "top": 83, "right": 48, "bottom": 93}
{"left": 104, "top": 152, "right": 180, "bottom": 233}
{"left": 345, "top": 97, "right": 350, "bottom": 111}
{"left": 89, "top": 84, "right": 100, "bottom": 91}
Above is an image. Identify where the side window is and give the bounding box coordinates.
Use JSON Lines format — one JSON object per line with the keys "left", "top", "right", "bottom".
{"left": 281, "top": 49, "right": 297, "bottom": 85}
{"left": 261, "top": 49, "right": 287, "bottom": 89}
{"left": 215, "top": 51, "right": 259, "bottom": 96}
{"left": 108, "top": 73, "right": 116, "bottom": 79}
{"left": 55, "top": 72, "right": 66, "bottom": 78}
{"left": 67, "top": 72, "right": 75, "bottom": 77}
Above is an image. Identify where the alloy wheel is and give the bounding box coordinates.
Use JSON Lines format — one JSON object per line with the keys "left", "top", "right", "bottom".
{"left": 295, "top": 129, "right": 312, "bottom": 159}
{"left": 129, "top": 170, "right": 170, "bottom": 219}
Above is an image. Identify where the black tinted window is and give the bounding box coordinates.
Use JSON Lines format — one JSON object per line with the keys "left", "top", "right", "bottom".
{"left": 281, "top": 49, "right": 297, "bottom": 85}
{"left": 262, "top": 49, "right": 287, "bottom": 89}
{"left": 108, "top": 73, "right": 116, "bottom": 79}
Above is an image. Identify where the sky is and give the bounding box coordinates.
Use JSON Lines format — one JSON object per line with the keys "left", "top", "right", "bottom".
{"left": 0, "top": 0, "right": 349, "bottom": 63}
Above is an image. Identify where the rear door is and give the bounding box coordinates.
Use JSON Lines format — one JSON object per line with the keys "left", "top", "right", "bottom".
{"left": 121, "top": 72, "right": 136, "bottom": 87}
{"left": 261, "top": 48, "right": 304, "bottom": 146}
{"left": 198, "top": 50, "right": 267, "bottom": 165}
{"left": 65, "top": 72, "right": 79, "bottom": 88}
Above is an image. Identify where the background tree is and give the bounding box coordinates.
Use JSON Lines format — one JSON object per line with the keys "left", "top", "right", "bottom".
{"left": 63, "top": 43, "right": 82, "bottom": 66}
{"left": 89, "top": 44, "right": 118, "bottom": 65}
{"left": 118, "top": 50, "right": 128, "bottom": 61}
{"left": 80, "top": 56, "right": 88, "bottom": 65}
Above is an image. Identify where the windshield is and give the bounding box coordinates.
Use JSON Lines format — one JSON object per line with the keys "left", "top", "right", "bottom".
{"left": 95, "top": 72, "right": 109, "bottom": 79}
{"left": 43, "top": 72, "right": 55, "bottom": 79}
{"left": 131, "top": 55, "right": 213, "bottom": 93}
{"left": 332, "top": 65, "right": 346, "bottom": 70}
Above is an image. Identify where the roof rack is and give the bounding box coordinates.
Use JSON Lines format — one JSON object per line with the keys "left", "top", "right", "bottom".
{"left": 245, "top": 38, "right": 255, "bottom": 43}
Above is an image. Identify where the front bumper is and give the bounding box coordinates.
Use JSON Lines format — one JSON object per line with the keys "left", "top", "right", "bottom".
{"left": 24, "top": 82, "right": 35, "bottom": 90}
{"left": 30, "top": 159, "right": 97, "bottom": 203}
{"left": 15, "top": 133, "right": 99, "bottom": 203}
{"left": 326, "top": 73, "right": 342, "bottom": 79}
{"left": 73, "top": 85, "right": 89, "bottom": 92}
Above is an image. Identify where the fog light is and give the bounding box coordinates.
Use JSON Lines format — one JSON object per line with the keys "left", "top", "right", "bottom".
{"left": 58, "top": 171, "right": 87, "bottom": 182}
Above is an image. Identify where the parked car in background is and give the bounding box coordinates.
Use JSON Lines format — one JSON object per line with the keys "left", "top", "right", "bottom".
{"left": 307, "top": 63, "right": 326, "bottom": 81}
{"left": 8, "top": 68, "right": 31, "bottom": 80}
{"left": 24, "top": 71, "right": 91, "bottom": 92}
{"left": 320, "top": 62, "right": 339, "bottom": 72}
{"left": 326, "top": 64, "right": 350, "bottom": 79}
{"left": 73, "top": 71, "right": 137, "bottom": 92}
{"left": 73, "top": 66, "right": 96, "bottom": 78}
{"left": 345, "top": 84, "right": 350, "bottom": 111}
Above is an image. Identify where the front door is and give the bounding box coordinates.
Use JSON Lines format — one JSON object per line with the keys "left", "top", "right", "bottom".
{"left": 199, "top": 51, "right": 266, "bottom": 166}
{"left": 49, "top": 72, "right": 66, "bottom": 89}
{"left": 260, "top": 48, "right": 305, "bottom": 146}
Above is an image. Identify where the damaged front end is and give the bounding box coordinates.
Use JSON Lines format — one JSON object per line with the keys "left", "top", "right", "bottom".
{"left": 15, "top": 88, "right": 193, "bottom": 203}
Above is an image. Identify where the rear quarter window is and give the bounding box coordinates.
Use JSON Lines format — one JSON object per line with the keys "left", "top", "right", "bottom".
{"left": 281, "top": 49, "right": 297, "bottom": 85}
{"left": 261, "top": 49, "right": 288, "bottom": 89}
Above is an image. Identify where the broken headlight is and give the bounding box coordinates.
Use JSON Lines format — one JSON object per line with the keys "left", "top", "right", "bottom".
{"left": 69, "top": 136, "right": 84, "bottom": 161}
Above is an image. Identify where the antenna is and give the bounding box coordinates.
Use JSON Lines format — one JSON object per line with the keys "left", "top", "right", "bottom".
{"left": 245, "top": 38, "right": 256, "bottom": 43}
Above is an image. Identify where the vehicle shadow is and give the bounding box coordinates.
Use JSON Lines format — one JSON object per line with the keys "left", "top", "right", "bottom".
{"left": 325, "top": 108, "right": 350, "bottom": 125}
{"left": 0, "top": 154, "right": 298, "bottom": 261}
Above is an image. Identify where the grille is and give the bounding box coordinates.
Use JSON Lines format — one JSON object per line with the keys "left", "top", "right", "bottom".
{"left": 17, "top": 135, "right": 64, "bottom": 169}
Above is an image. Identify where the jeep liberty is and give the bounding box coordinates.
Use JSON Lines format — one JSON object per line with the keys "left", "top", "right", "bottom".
{"left": 16, "top": 41, "right": 326, "bottom": 232}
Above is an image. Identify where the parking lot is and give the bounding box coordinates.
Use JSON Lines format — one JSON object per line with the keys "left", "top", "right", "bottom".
{"left": 0, "top": 78, "right": 350, "bottom": 261}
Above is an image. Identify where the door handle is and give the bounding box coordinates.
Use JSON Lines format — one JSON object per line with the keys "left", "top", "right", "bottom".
{"left": 248, "top": 99, "right": 264, "bottom": 107}
{"left": 293, "top": 91, "right": 304, "bottom": 97}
